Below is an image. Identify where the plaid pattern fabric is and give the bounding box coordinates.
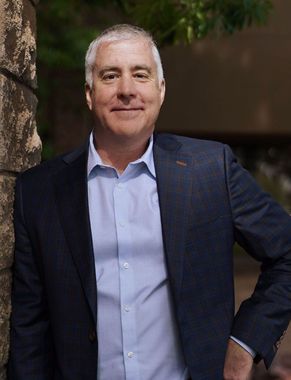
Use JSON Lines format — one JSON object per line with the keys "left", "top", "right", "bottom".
{"left": 8, "top": 134, "right": 291, "bottom": 380}
{"left": 154, "top": 134, "right": 291, "bottom": 378}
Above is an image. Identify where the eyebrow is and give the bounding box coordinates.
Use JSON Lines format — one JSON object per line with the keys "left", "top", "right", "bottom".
{"left": 97, "top": 65, "right": 152, "bottom": 77}
{"left": 133, "top": 65, "right": 152, "bottom": 74}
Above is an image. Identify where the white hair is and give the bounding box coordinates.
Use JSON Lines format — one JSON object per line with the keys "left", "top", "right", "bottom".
{"left": 85, "top": 24, "right": 164, "bottom": 88}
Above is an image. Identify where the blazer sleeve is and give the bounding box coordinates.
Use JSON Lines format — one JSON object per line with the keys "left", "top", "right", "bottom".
{"left": 8, "top": 175, "right": 54, "bottom": 380}
{"left": 224, "top": 145, "right": 291, "bottom": 368}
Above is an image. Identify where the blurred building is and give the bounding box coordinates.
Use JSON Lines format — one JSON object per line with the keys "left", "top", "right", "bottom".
{"left": 159, "top": 0, "right": 291, "bottom": 144}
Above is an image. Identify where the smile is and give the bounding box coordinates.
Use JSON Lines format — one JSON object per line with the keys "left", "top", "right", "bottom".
{"left": 111, "top": 108, "right": 143, "bottom": 112}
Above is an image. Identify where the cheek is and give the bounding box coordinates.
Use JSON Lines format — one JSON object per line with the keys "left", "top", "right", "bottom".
{"left": 150, "top": 94, "right": 163, "bottom": 112}
{"left": 92, "top": 97, "right": 109, "bottom": 114}
{"left": 92, "top": 86, "right": 114, "bottom": 105}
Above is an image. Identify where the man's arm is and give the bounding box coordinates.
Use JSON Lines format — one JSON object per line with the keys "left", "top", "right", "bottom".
{"left": 224, "top": 145, "right": 291, "bottom": 370}
{"left": 8, "top": 175, "right": 54, "bottom": 379}
{"left": 224, "top": 339, "right": 254, "bottom": 380}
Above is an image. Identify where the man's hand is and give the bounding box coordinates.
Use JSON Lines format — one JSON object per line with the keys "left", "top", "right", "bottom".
{"left": 223, "top": 339, "right": 254, "bottom": 380}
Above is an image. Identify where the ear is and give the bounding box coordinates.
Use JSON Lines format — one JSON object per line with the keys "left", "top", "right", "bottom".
{"left": 85, "top": 83, "right": 93, "bottom": 110}
{"left": 159, "top": 79, "right": 166, "bottom": 106}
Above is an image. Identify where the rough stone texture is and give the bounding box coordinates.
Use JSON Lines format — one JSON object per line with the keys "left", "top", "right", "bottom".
{"left": 0, "top": 0, "right": 37, "bottom": 89}
{"left": 0, "top": 0, "right": 40, "bottom": 377}
{"left": 0, "top": 1, "right": 5, "bottom": 60}
{"left": 0, "top": 176, "right": 16, "bottom": 270}
{"left": 0, "top": 269, "right": 12, "bottom": 376}
{"left": 0, "top": 176, "right": 16, "bottom": 365}
{"left": 0, "top": 74, "right": 42, "bottom": 172}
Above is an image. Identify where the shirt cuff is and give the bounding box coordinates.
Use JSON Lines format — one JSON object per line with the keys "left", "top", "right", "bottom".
{"left": 230, "top": 336, "right": 256, "bottom": 358}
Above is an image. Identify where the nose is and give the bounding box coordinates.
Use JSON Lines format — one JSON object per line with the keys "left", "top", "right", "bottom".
{"left": 117, "top": 75, "right": 137, "bottom": 102}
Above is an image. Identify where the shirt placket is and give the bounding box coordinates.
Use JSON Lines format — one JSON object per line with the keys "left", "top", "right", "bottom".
{"left": 113, "top": 178, "right": 140, "bottom": 380}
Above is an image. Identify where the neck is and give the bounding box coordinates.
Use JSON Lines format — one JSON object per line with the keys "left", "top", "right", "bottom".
{"left": 93, "top": 133, "right": 150, "bottom": 173}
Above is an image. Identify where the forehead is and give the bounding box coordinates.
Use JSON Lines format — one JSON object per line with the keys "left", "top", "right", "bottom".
{"left": 94, "top": 38, "right": 156, "bottom": 70}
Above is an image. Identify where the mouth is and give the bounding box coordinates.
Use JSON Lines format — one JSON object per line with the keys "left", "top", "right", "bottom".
{"left": 110, "top": 107, "right": 144, "bottom": 120}
{"left": 111, "top": 107, "right": 143, "bottom": 112}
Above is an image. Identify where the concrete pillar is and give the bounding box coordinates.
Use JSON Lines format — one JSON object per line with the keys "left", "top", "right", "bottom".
{"left": 0, "top": 0, "right": 41, "bottom": 377}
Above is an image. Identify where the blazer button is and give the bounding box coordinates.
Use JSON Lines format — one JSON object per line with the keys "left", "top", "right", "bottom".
{"left": 88, "top": 328, "right": 96, "bottom": 343}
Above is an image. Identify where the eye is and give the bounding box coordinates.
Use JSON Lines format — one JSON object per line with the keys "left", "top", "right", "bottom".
{"left": 134, "top": 71, "right": 150, "bottom": 80}
{"left": 102, "top": 72, "right": 118, "bottom": 81}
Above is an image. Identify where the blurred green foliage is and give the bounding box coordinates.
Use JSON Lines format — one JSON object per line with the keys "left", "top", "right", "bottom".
{"left": 38, "top": 0, "right": 109, "bottom": 70}
{"left": 38, "top": 0, "right": 273, "bottom": 70}
{"left": 122, "top": 0, "right": 273, "bottom": 44}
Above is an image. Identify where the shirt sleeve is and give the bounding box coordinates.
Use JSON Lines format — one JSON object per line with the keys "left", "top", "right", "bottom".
{"left": 230, "top": 335, "right": 256, "bottom": 358}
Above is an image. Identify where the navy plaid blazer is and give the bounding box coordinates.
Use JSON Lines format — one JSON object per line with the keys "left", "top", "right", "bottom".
{"left": 9, "top": 133, "right": 291, "bottom": 379}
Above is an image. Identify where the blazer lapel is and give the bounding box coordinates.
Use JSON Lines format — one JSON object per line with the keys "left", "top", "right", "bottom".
{"left": 153, "top": 134, "right": 193, "bottom": 297}
{"left": 53, "top": 145, "right": 97, "bottom": 324}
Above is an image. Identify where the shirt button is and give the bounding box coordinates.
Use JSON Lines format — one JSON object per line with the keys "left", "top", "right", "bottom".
{"left": 127, "top": 351, "right": 134, "bottom": 358}
{"left": 124, "top": 305, "right": 130, "bottom": 312}
{"left": 117, "top": 183, "right": 124, "bottom": 189}
{"left": 123, "top": 262, "right": 129, "bottom": 269}
{"left": 119, "top": 221, "right": 125, "bottom": 227}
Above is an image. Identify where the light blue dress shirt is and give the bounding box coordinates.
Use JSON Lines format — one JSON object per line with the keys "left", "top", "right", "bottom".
{"left": 87, "top": 134, "right": 189, "bottom": 380}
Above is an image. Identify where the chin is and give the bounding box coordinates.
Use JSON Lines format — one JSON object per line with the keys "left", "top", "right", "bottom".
{"left": 109, "top": 123, "right": 144, "bottom": 135}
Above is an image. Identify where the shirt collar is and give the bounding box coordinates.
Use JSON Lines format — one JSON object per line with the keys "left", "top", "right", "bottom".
{"left": 87, "top": 133, "right": 156, "bottom": 178}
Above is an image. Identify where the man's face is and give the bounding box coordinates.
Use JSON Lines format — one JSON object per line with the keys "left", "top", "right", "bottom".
{"left": 85, "top": 38, "right": 165, "bottom": 144}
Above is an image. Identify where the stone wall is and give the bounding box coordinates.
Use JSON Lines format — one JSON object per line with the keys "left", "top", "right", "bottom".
{"left": 0, "top": 0, "right": 41, "bottom": 377}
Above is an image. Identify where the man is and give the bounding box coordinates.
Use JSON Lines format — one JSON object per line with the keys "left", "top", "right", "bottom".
{"left": 9, "top": 24, "right": 291, "bottom": 380}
